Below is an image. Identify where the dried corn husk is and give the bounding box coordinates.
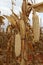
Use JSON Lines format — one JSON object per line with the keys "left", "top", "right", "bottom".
{"left": 15, "top": 33, "right": 21, "bottom": 57}
{"left": 32, "top": 12, "right": 40, "bottom": 42}
{"left": 19, "top": 19, "right": 25, "bottom": 39}
{"left": 19, "top": 19, "right": 26, "bottom": 65}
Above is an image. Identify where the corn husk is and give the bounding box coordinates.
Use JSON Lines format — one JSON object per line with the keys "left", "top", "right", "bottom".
{"left": 32, "top": 12, "right": 40, "bottom": 42}
{"left": 19, "top": 19, "right": 26, "bottom": 65}
{"left": 19, "top": 19, "right": 25, "bottom": 39}
{"left": 15, "top": 33, "right": 21, "bottom": 57}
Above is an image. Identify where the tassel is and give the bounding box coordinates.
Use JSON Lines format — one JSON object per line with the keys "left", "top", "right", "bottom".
{"left": 32, "top": 12, "right": 40, "bottom": 42}
{"left": 15, "top": 33, "right": 21, "bottom": 57}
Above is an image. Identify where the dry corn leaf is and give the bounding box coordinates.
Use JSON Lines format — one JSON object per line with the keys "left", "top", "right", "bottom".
{"left": 33, "top": 2, "right": 43, "bottom": 12}
{"left": 4, "top": 15, "right": 16, "bottom": 26}
{"left": 0, "top": 16, "right": 5, "bottom": 25}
